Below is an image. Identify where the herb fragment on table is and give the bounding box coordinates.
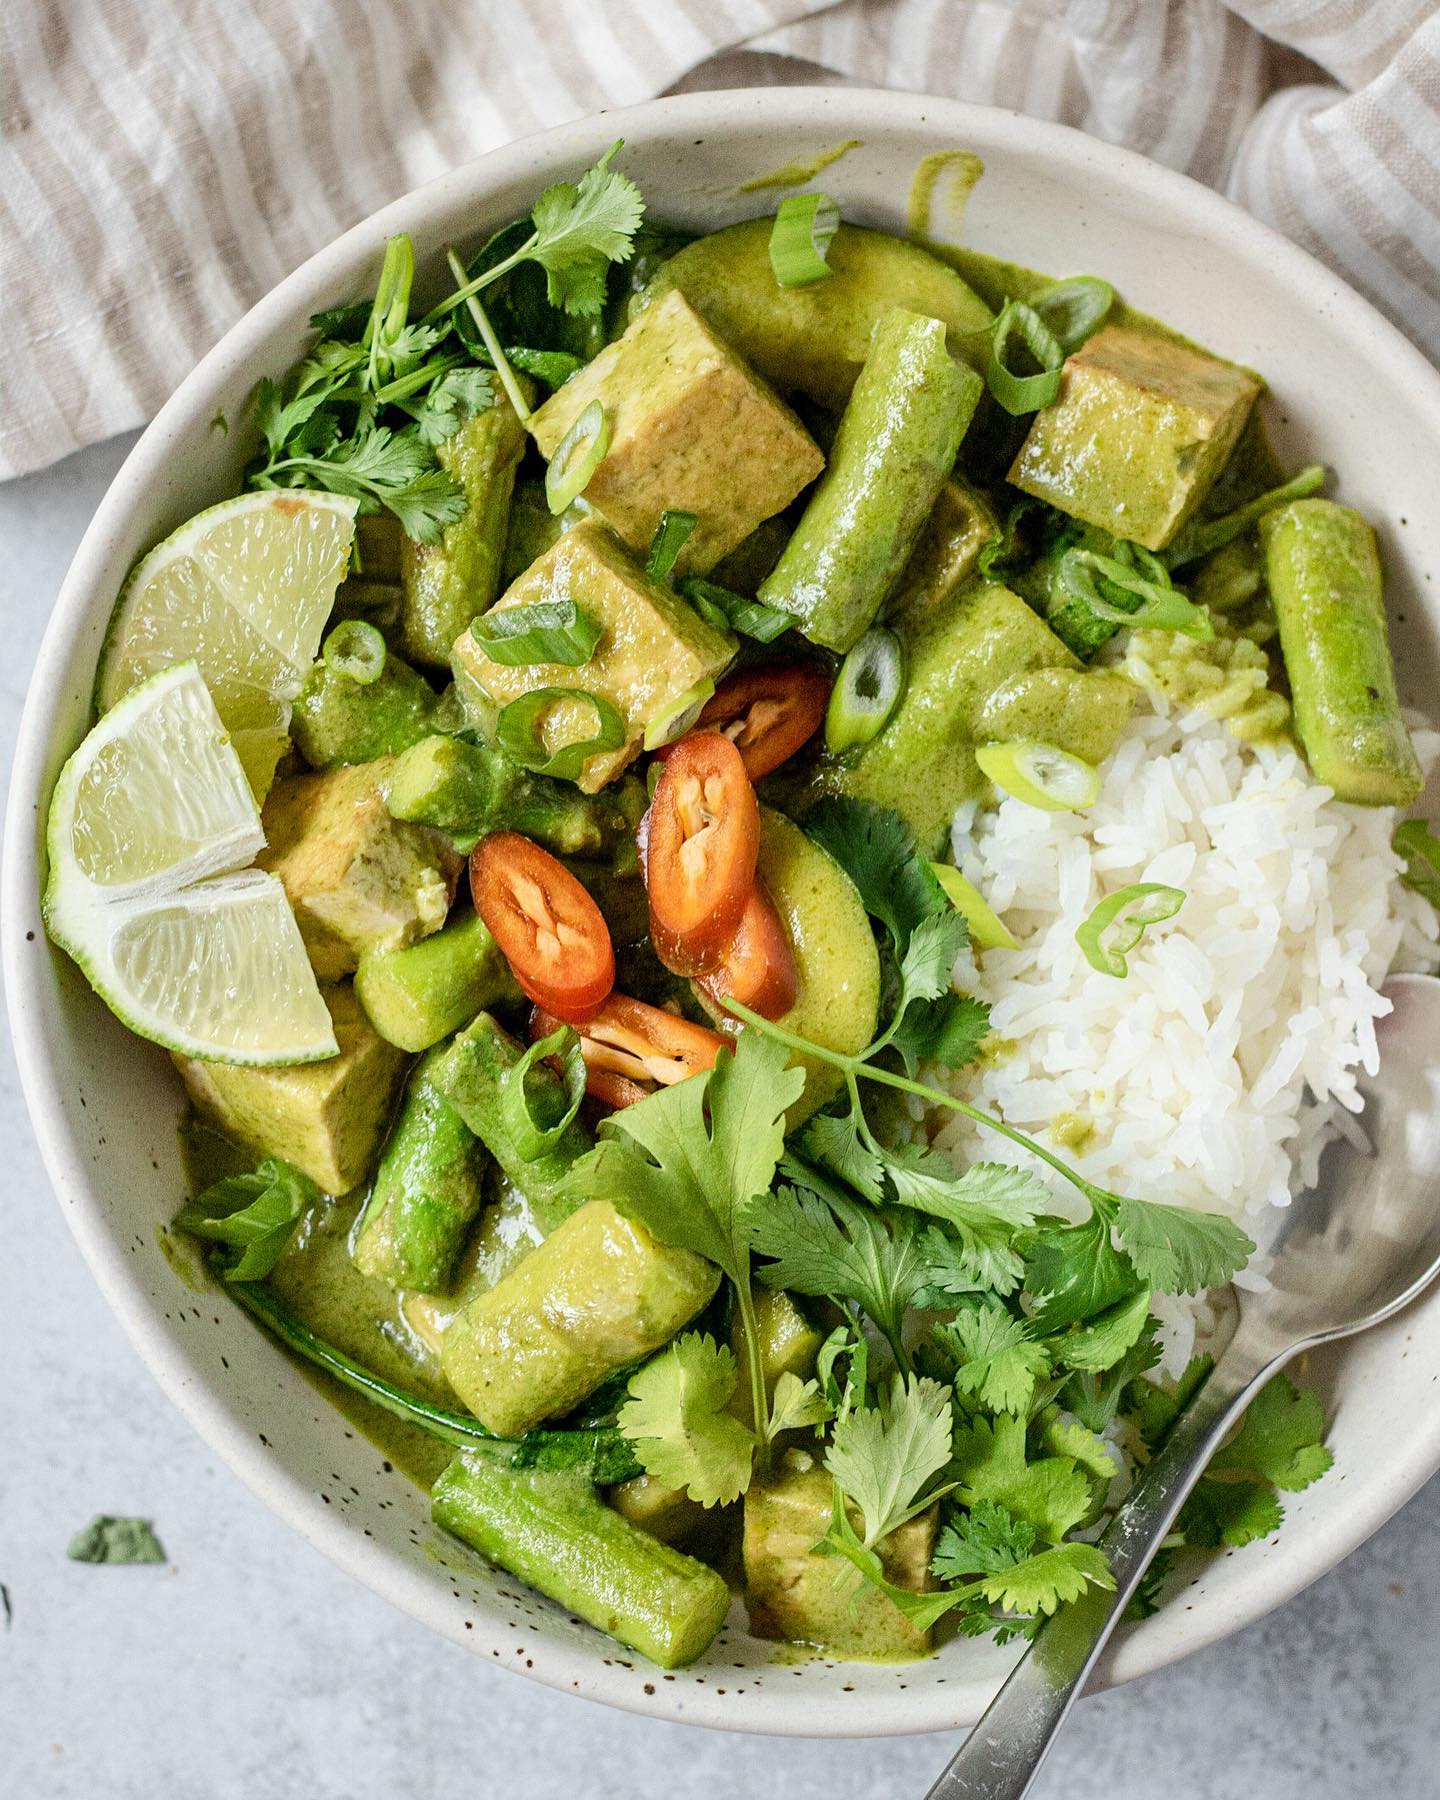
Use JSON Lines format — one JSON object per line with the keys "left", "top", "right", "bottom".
{"left": 67, "top": 1517, "right": 166, "bottom": 1565}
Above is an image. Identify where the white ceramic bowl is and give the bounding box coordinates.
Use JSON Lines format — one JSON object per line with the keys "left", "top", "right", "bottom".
{"left": 7, "top": 88, "right": 1440, "bottom": 1737}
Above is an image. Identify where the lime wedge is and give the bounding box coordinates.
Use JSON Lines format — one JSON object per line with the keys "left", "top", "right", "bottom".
{"left": 96, "top": 491, "right": 356, "bottom": 797}
{"left": 44, "top": 662, "right": 338, "bottom": 1065}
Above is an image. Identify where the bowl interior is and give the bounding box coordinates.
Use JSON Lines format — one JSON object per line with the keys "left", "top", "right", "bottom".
{"left": 7, "top": 89, "right": 1440, "bottom": 1737}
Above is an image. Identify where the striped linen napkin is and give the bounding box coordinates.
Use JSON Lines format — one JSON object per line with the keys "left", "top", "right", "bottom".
{"left": 4, "top": 0, "right": 1439, "bottom": 481}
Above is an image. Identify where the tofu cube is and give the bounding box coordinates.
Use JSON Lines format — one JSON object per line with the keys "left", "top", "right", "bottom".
{"left": 257, "top": 759, "right": 462, "bottom": 980}
{"left": 1009, "top": 321, "right": 1261, "bottom": 551}
{"left": 453, "top": 518, "right": 735, "bottom": 791}
{"left": 888, "top": 475, "right": 998, "bottom": 624}
{"left": 743, "top": 1450, "right": 937, "bottom": 1659}
{"left": 529, "top": 289, "right": 824, "bottom": 575}
{"left": 174, "top": 986, "right": 409, "bottom": 1193}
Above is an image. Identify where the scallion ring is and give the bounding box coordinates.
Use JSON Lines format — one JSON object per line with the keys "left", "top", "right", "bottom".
{"left": 323, "top": 619, "right": 387, "bottom": 685}
{"left": 1059, "top": 546, "right": 1214, "bottom": 640}
{"left": 645, "top": 510, "right": 699, "bottom": 585}
{"left": 545, "top": 400, "right": 609, "bottom": 515}
{"left": 929, "top": 862, "right": 1018, "bottom": 951}
{"left": 469, "top": 597, "right": 603, "bottom": 668}
{"left": 986, "top": 300, "right": 1064, "bottom": 416}
{"left": 975, "top": 739, "right": 1100, "bottom": 812}
{"left": 1076, "top": 882, "right": 1186, "bottom": 978}
{"left": 825, "top": 627, "right": 905, "bottom": 754}
{"left": 500, "top": 1026, "right": 587, "bottom": 1158}
{"left": 769, "top": 192, "right": 841, "bottom": 289}
{"left": 1030, "top": 276, "right": 1114, "bottom": 355}
{"left": 495, "top": 687, "right": 627, "bottom": 780}
{"left": 642, "top": 676, "right": 715, "bottom": 751}
{"left": 677, "top": 577, "right": 793, "bottom": 644}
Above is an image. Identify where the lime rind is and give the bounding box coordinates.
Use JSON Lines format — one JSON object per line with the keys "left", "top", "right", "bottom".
{"left": 44, "top": 662, "right": 337, "bottom": 1066}
{"left": 94, "top": 491, "right": 356, "bottom": 799}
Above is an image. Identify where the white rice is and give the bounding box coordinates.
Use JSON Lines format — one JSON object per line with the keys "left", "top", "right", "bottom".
{"left": 933, "top": 695, "right": 1438, "bottom": 1370}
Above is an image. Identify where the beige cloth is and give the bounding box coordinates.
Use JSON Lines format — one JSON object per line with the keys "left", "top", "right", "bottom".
{"left": 3, "top": 0, "right": 1439, "bottom": 481}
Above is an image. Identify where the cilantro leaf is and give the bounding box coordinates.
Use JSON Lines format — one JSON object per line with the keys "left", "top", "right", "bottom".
{"left": 891, "top": 991, "right": 992, "bottom": 1077}
{"left": 974, "top": 1542, "right": 1113, "bottom": 1618}
{"left": 175, "top": 1157, "right": 317, "bottom": 1282}
{"left": 933, "top": 1307, "right": 1052, "bottom": 1416}
{"left": 886, "top": 1148, "right": 1047, "bottom": 1294}
{"left": 750, "top": 1181, "right": 927, "bottom": 1362}
{"left": 803, "top": 799, "right": 947, "bottom": 957}
{"left": 1024, "top": 1213, "right": 1139, "bottom": 1332}
{"left": 949, "top": 1412, "right": 1092, "bottom": 1542}
{"left": 796, "top": 1113, "right": 886, "bottom": 1205}
{"left": 565, "top": 1028, "right": 803, "bottom": 1291}
{"left": 896, "top": 911, "right": 971, "bottom": 1008}
{"left": 616, "top": 1334, "right": 756, "bottom": 1506}
{"left": 1110, "top": 1194, "right": 1254, "bottom": 1295}
{"left": 766, "top": 1370, "right": 832, "bottom": 1438}
{"left": 816, "top": 1325, "right": 869, "bottom": 1426}
{"left": 931, "top": 1497, "right": 1036, "bottom": 1579}
{"left": 1056, "top": 1316, "right": 1162, "bottom": 1434}
{"left": 825, "top": 1373, "right": 955, "bottom": 1549}
{"left": 527, "top": 145, "right": 646, "bottom": 315}
{"left": 1035, "top": 1407, "right": 1118, "bottom": 1486}
{"left": 1126, "top": 1354, "right": 1213, "bottom": 1450}
{"left": 67, "top": 1517, "right": 166, "bottom": 1565}
{"left": 1178, "top": 1476, "right": 1283, "bottom": 1548}
{"left": 913, "top": 1224, "right": 991, "bottom": 1308}
{"left": 1209, "top": 1373, "right": 1332, "bottom": 1492}
{"left": 1052, "top": 1286, "right": 1154, "bottom": 1373}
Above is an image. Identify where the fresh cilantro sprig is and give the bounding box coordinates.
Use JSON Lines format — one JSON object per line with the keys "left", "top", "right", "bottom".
{"left": 436, "top": 141, "right": 644, "bottom": 423}
{"left": 565, "top": 1029, "right": 805, "bottom": 1466}
{"left": 248, "top": 232, "right": 493, "bottom": 541}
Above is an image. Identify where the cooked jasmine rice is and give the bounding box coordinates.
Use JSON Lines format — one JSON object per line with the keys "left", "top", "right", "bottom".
{"left": 937, "top": 700, "right": 1439, "bottom": 1279}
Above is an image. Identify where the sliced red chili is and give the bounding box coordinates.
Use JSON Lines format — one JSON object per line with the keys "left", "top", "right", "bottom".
{"left": 471, "top": 832, "right": 613, "bottom": 1024}
{"left": 657, "top": 663, "right": 830, "bottom": 780}
{"left": 530, "top": 993, "right": 725, "bottom": 1091}
{"left": 645, "top": 731, "right": 760, "bottom": 976}
{"left": 695, "top": 879, "right": 798, "bottom": 1021}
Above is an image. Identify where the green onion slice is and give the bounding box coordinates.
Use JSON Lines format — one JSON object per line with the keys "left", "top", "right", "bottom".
{"left": 545, "top": 399, "right": 609, "bottom": 515}
{"left": 929, "top": 862, "right": 1018, "bottom": 951}
{"left": 1166, "top": 464, "right": 1328, "bottom": 568}
{"left": 1394, "top": 820, "right": 1440, "bottom": 909}
{"left": 975, "top": 739, "right": 1100, "bottom": 812}
{"left": 496, "top": 687, "right": 627, "bottom": 780}
{"left": 323, "top": 619, "right": 387, "bottom": 685}
{"left": 678, "top": 577, "right": 792, "bottom": 644}
{"left": 470, "top": 598, "right": 602, "bottom": 667}
{"left": 645, "top": 509, "right": 699, "bottom": 584}
{"left": 987, "top": 300, "right": 1064, "bottom": 416}
{"left": 769, "top": 192, "right": 841, "bottom": 288}
{"left": 1059, "top": 544, "right": 1214, "bottom": 640}
{"left": 1076, "top": 882, "right": 1186, "bottom": 978}
{"left": 1031, "top": 276, "right": 1114, "bottom": 355}
{"left": 501, "top": 1025, "right": 587, "bottom": 1159}
{"left": 825, "top": 628, "right": 905, "bottom": 754}
{"left": 642, "top": 677, "right": 715, "bottom": 752}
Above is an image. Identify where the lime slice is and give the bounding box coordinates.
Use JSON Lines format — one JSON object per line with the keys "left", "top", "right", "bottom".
{"left": 44, "top": 662, "right": 338, "bottom": 1065}
{"left": 96, "top": 491, "right": 357, "bottom": 796}
{"left": 975, "top": 739, "right": 1100, "bottom": 812}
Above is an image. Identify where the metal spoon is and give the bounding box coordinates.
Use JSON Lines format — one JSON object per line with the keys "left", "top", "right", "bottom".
{"left": 926, "top": 972, "right": 1440, "bottom": 1800}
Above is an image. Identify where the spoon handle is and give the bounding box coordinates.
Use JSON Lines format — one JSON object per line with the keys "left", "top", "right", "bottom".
{"left": 924, "top": 1333, "right": 1289, "bottom": 1800}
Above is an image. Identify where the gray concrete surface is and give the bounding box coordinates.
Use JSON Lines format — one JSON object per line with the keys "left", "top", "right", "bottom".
{"left": 3, "top": 435, "right": 1437, "bottom": 1799}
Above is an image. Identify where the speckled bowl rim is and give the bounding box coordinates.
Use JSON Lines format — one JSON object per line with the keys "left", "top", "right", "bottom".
{"left": 7, "top": 86, "right": 1440, "bottom": 1737}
